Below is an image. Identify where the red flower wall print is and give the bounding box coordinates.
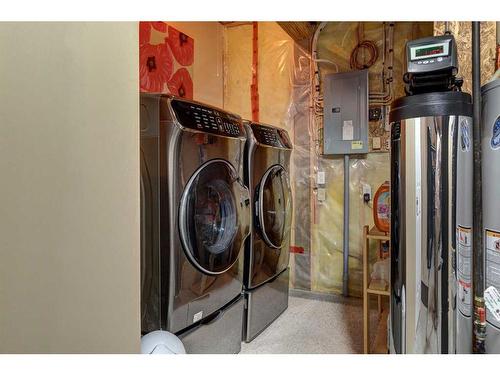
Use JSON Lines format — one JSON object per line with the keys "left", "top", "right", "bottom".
{"left": 167, "top": 26, "right": 194, "bottom": 66}
{"left": 139, "top": 22, "right": 167, "bottom": 46}
{"left": 139, "top": 22, "right": 194, "bottom": 97}
{"left": 139, "top": 43, "right": 173, "bottom": 93}
{"left": 167, "top": 68, "right": 193, "bottom": 99}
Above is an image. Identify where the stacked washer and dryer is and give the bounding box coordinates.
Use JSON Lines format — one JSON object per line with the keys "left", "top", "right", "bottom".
{"left": 140, "top": 94, "right": 293, "bottom": 353}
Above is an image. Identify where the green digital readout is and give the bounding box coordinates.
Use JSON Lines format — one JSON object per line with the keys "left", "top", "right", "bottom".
{"left": 415, "top": 45, "right": 444, "bottom": 58}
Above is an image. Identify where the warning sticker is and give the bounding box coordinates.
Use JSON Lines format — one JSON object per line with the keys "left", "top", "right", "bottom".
{"left": 460, "top": 119, "right": 471, "bottom": 152}
{"left": 351, "top": 141, "right": 363, "bottom": 150}
{"left": 486, "top": 229, "right": 500, "bottom": 328}
{"left": 485, "top": 286, "right": 500, "bottom": 327}
{"left": 193, "top": 311, "right": 203, "bottom": 323}
{"left": 343, "top": 120, "right": 354, "bottom": 141}
{"left": 491, "top": 116, "right": 500, "bottom": 150}
{"left": 457, "top": 226, "right": 472, "bottom": 316}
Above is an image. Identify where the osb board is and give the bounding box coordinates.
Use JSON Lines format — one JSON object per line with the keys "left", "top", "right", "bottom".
{"left": 434, "top": 22, "right": 497, "bottom": 93}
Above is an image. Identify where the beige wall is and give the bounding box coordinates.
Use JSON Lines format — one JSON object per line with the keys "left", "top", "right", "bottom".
{"left": 168, "top": 22, "right": 224, "bottom": 107}
{"left": 0, "top": 22, "right": 140, "bottom": 353}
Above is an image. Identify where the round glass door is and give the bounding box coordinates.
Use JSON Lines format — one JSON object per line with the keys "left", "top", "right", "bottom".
{"left": 179, "top": 159, "right": 246, "bottom": 275}
{"left": 256, "top": 164, "right": 292, "bottom": 249}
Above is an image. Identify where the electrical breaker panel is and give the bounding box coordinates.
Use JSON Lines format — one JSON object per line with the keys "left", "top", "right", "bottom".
{"left": 322, "top": 70, "right": 369, "bottom": 155}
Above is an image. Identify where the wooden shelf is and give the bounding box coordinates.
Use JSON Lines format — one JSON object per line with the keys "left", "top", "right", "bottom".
{"left": 372, "top": 309, "right": 389, "bottom": 354}
{"left": 366, "top": 227, "right": 390, "bottom": 241}
{"left": 367, "top": 288, "right": 390, "bottom": 297}
{"left": 363, "top": 225, "right": 391, "bottom": 354}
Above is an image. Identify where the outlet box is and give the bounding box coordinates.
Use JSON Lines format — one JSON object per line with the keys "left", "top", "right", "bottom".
{"left": 369, "top": 107, "right": 382, "bottom": 121}
{"left": 385, "top": 138, "right": 390, "bottom": 150}
{"left": 362, "top": 183, "right": 371, "bottom": 202}
{"left": 317, "top": 171, "right": 326, "bottom": 185}
{"left": 317, "top": 188, "right": 326, "bottom": 202}
{"left": 373, "top": 137, "right": 381, "bottom": 150}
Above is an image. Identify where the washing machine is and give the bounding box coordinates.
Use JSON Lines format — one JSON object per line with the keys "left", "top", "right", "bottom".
{"left": 242, "top": 121, "right": 293, "bottom": 342}
{"left": 140, "top": 94, "right": 251, "bottom": 353}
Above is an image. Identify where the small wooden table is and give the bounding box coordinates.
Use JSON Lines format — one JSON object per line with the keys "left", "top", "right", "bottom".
{"left": 363, "top": 225, "right": 390, "bottom": 354}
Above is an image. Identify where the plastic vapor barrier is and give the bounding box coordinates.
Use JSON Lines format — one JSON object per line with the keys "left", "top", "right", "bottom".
{"left": 224, "top": 22, "right": 431, "bottom": 297}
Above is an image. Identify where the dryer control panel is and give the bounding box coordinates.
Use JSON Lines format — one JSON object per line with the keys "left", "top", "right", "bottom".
{"left": 171, "top": 99, "right": 244, "bottom": 138}
{"left": 250, "top": 123, "right": 292, "bottom": 149}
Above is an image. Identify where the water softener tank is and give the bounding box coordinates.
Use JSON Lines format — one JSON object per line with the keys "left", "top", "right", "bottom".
{"left": 482, "top": 79, "right": 500, "bottom": 354}
{"left": 389, "top": 91, "right": 473, "bottom": 354}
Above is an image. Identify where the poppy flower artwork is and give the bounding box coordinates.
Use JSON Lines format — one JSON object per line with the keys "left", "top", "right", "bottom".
{"left": 167, "top": 68, "right": 193, "bottom": 99}
{"left": 139, "top": 22, "right": 194, "bottom": 97}
{"left": 139, "top": 43, "right": 174, "bottom": 93}
{"left": 166, "top": 26, "right": 194, "bottom": 66}
{"left": 139, "top": 22, "right": 167, "bottom": 46}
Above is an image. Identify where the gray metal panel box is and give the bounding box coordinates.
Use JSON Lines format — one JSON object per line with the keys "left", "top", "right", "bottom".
{"left": 323, "top": 70, "right": 369, "bottom": 155}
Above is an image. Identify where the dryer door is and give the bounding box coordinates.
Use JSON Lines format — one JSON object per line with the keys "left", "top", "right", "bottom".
{"left": 255, "top": 164, "right": 292, "bottom": 250}
{"left": 179, "top": 159, "right": 250, "bottom": 276}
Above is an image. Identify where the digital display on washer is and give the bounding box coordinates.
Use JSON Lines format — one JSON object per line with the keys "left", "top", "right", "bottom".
{"left": 410, "top": 41, "right": 449, "bottom": 61}
{"left": 251, "top": 123, "right": 291, "bottom": 148}
{"left": 171, "top": 99, "right": 243, "bottom": 138}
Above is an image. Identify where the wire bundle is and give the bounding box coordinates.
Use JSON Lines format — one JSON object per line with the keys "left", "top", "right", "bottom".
{"left": 350, "top": 40, "right": 378, "bottom": 70}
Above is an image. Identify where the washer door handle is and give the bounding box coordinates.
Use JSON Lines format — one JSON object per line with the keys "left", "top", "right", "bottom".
{"left": 235, "top": 177, "right": 251, "bottom": 243}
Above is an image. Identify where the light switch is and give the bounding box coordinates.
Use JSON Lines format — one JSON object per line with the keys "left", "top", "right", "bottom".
{"left": 317, "top": 171, "right": 326, "bottom": 185}
{"left": 372, "top": 137, "right": 381, "bottom": 150}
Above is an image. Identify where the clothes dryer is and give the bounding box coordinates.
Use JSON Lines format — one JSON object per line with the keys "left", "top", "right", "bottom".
{"left": 242, "top": 121, "right": 293, "bottom": 342}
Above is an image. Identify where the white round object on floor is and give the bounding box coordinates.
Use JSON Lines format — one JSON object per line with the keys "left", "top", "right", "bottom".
{"left": 141, "top": 330, "right": 186, "bottom": 354}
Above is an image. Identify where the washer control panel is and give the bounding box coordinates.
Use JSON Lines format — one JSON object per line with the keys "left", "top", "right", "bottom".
{"left": 171, "top": 99, "right": 243, "bottom": 138}
{"left": 251, "top": 123, "right": 292, "bottom": 149}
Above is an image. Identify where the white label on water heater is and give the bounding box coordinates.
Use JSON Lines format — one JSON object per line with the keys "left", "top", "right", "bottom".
{"left": 193, "top": 311, "right": 203, "bottom": 323}
{"left": 484, "top": 286, "right": 500, "bottom": 325}
{"left": 457, "top": 226, "right": 472, "bottom": 316}
{"left": 486, "top": 229, "right": 500, "bottom": 328}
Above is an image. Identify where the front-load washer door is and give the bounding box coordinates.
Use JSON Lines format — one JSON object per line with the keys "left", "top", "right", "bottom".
{"left": 256, "top": 164, "right": 292, "bottom": 249}
{"left": 251, "top": 164, "right": 292, "bottom": 286}
{"left": 179, "top": 159, "right": 250, "bottom": 276}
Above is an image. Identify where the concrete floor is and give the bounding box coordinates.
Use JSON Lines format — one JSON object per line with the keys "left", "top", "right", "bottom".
{"left": 241, "top": 291, "right": 382, "bottom": 354}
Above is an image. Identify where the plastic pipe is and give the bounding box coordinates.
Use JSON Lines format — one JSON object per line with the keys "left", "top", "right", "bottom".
{"left": 343, "top": 154, "right": 350, "bottom": 296}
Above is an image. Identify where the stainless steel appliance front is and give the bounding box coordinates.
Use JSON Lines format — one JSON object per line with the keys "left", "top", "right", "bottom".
{"left": 140, "top": 94, "right": 251, "bottom": 350}
{"left": 243, "top": 121, "right": 293, "bottom": 342}
{"left": 390, "top": 92, "right": 472, "bottom": 354}
{"left": 482, "top": 79, "right": 500, "bottom": 354}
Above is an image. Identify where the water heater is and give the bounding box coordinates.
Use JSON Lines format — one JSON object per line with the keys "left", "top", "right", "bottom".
{"left": 482, "top": 79, "right": 500, "bottom": 353}
{"left": 390, "top": 92, "right": 473, "bottom": 354}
